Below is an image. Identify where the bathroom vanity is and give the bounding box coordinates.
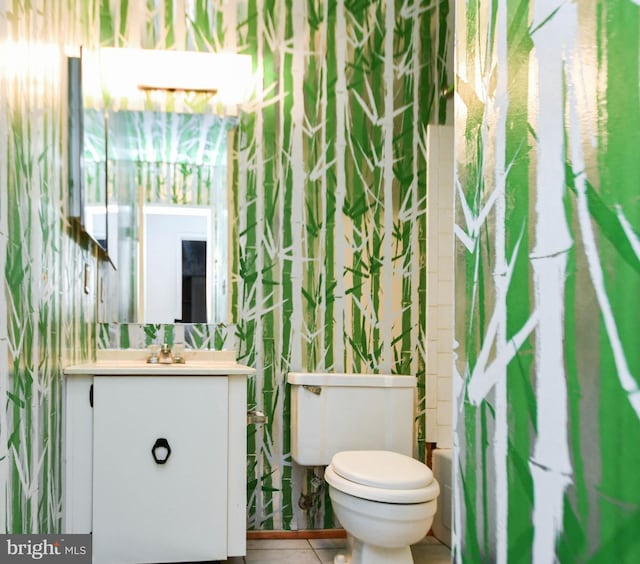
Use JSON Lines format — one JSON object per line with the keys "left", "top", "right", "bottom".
{"left": 63, "top": 350, "right": 254, "bottom": 564}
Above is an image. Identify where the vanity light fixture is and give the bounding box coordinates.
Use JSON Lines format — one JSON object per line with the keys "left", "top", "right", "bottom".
{"left": 97, "top": 48, "right": 252, "bottom": 104}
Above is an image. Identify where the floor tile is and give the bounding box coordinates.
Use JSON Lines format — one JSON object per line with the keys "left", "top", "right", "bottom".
{"left": 246, "top": 539, "right": 310, "bottom": 550}
{"left": 314, "top": 547, "right": 348, "bottom": 563}
{"left": 411, "top": 542, "right": 452, "bottom": 564}
{"left": 308, "top": 538, "right": 348, "bottom": 550}
{"left": 414, "top": 534, "right": 446, "bottom": 545}
{"left": 239, "top": 535, "right": 451, "bottom": 564}
{"left": 245, "top": 548, "right": 321, "bottom": 563}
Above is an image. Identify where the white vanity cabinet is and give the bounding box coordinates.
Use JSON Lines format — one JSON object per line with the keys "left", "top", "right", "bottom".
{"left": 63, "top": 353, "right": 252, "bottom": 564}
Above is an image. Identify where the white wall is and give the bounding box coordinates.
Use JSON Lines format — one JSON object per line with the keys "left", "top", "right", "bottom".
{"left": 143, "top": 208, "right": 208, "bottom": 324}
{"left": 426, "top": 124, "right": 454, "bottom": 448}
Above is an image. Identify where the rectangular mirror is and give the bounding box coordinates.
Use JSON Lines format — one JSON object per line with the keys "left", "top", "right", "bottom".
{"left": 74, "top": 46, "right": 251, "bottom": 326}
{"left": 86, "top": 109, "right": 235, "bottom": 324}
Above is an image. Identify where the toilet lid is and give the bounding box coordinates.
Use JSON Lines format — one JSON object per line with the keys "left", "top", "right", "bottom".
{"left": 325, "top": 452, "right": 439, "bottom": 504}
{"left": 331, "top": 450, "right": 433, "bottom": 489}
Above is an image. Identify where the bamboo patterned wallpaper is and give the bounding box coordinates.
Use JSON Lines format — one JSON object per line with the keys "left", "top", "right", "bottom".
{"left": 0, "top": 0, "right": 448, "bottom": 533}
{"left": 454, "top": 0, "right": 640, "bottom": 562}
{"left": 0, "top": 3, "right": 99, "bottom": 534}
{"left": 7, "top": 0, "right": 639, "bottom": 557}
{"left": 233, "top": 0, "right": 446, "bottom": 529}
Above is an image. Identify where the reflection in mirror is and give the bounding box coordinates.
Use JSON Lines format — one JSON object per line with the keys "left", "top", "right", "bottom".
{"left": 84, "top": 109, "right": 234, "bottom": 324}
{"left": 83, "top": 109, "right": 108, "bottom": 251}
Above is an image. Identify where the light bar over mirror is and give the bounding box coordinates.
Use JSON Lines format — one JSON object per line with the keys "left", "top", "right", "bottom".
{"left": 84, "top": 48, "right": 253, "bottom": 109}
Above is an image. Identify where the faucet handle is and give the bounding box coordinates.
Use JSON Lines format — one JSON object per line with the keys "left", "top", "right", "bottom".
{"left": 147, "top": 344, "right": 160, "bottom": 364}
{"left": 173, "top": 342, "right": 186, "bottom": 364}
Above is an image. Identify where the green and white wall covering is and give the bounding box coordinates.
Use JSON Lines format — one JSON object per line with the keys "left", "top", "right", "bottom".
{"left": 230, "top": 0, "right": 447, "bottom": 530}
{"left": 1, "top": 0, "right": 450, "bottom": 533}
{"left": 0, "top": 3, "right": 99, "bottom": 533}
{"left": 454, "top": 0, "right": 640, "bottom": 562}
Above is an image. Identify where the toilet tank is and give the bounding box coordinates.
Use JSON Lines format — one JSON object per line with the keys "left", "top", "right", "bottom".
{"left": 287, "top": 372, "right": 417, "bottom": 466}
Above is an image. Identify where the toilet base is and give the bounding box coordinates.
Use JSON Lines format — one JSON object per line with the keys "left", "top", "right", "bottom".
{"left": 333, "top": 535, "right": 414, "bottom": 564}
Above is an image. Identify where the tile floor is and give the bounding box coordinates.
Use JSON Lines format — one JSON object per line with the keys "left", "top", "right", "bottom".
{"left": 223, "top": 535, "right": 451, "bottom": 563}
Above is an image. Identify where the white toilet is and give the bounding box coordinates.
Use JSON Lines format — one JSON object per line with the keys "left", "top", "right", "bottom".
{"left": 288, "top": 372, "right": 440, "bottom": 564}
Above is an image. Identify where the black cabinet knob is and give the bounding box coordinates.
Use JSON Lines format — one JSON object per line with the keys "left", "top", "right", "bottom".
{"left": 151, "top": 438, "right": 172, "bottom": 464}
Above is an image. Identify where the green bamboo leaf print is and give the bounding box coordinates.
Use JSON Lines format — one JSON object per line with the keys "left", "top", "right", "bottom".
{"left": 566, "top": 167, "right": 640, "bottom": 275}
{"left": 586, "top": 510, "right": 640, "bottom": 563}
{"left": 456, "top": 0, "right": 640, "bottom": 563}
{"left": 595, "top": 4, "right": 640, "bottom": 564}
{"left": 1, "top": 0, "right": 445, "bottom": 536}
{"left": 556, "top": 496, "right": 587, "bottom": 563}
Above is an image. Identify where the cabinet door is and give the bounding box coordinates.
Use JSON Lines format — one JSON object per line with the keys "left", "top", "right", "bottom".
{"left": 63, "top": 375, "right": 93, "bottom": 533}
{"left": 92, "top": 376, "right": 228, "bottom": 564}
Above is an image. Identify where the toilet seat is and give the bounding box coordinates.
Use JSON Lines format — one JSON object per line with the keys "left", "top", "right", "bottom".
{"left": 325, "top": 450, "right": 439, "bottom": 504}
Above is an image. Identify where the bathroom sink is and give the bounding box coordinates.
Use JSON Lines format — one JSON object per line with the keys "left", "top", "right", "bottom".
{"left": 64, "top": 349, "right": 255, "bottom": 376}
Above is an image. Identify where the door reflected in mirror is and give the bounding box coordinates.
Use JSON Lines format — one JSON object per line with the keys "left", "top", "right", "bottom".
{"left": 84, "top": 109, "right": 234, "bottom": 324}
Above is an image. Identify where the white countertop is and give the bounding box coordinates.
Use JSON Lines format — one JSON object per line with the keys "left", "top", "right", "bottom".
{"left": 64, "top": 349, "right": 255, "bottom": 376}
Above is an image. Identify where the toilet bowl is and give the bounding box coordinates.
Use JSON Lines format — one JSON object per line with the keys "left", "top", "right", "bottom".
{"left": 324, "top": 450, "right": 440, "bottom": 564}
{"left": 287, "top": 372, "right": 441, "bottom": 563}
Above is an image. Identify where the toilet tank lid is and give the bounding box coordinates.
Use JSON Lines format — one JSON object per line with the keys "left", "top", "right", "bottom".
{"left": 287, "top": 372, "right": 416, "bottom": 388}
